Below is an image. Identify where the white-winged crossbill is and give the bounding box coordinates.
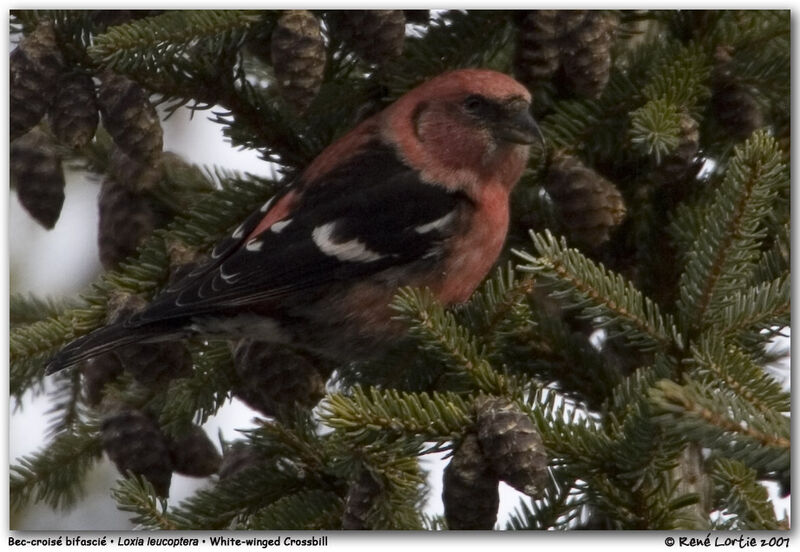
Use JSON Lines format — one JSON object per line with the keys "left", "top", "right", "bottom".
{"left": 46, "top": 69, "right": 540, "bottom": 374}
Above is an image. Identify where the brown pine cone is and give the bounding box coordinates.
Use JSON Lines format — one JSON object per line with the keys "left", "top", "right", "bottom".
{"left": 342, "top": 470, "right": 382, "bottom": 530}
{"left": 168, "top": 425, "right": 222, "bottom": 477}
{"left": 710, "top": 45, "right": 763, "bottom": 140}
{"left": 107, "top": 146, "right": 163, "bottom": 193}
{"left": 712, "top": 84, "right": 763, "bottom": 141}
{"left": 560, "top": 11, "right": 617, "bottom": 99}
{"left": 442, "top": 433, "right": 499, "bottom": 530}
{"left": 545, "top": 151, "right": 626, "bottom": 248}
{"left": 513, "top": 11, "right": 560, "bottom": 89}
{"left": 97, "top": 171, "right": 164, "bottom": 269}
{"left": 271, "top": 10, "right": 326, "bottom": 113}
{"left": 10, "top": 21, "right": 65, "bottom": 141}
{"left": 329, "top": 11, "right": 405, "bottom": 65}
{"left": 97, "top": 72, "right": 163, "bottom": 161}
{"left": 475, "top": 397, "right": 548, "bottom": 497}
{"left": 218, "top": 441, "right": 262, "bottom": 480}
{"left": 81, "top": 353, "right": 124, "bottom": 407}
{"left": 100, "top": 408, "right": 172, "bottom": 497}
{"left": 232, "top": 340, "right": 329, "bottom": 418}
{"left": 10, "top": 128, "right": 65, "bottom": 229}
{"left": 48, "top": 71, "right": 99, "bottom": 149}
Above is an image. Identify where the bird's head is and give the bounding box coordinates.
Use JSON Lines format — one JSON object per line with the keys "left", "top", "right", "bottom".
{"left": 382, "top": 69, "right": 541, "bottom": 194}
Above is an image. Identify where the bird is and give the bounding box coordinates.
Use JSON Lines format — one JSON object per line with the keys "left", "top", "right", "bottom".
{"left": 45, "top": 68, "right": 541, "bottom": 374}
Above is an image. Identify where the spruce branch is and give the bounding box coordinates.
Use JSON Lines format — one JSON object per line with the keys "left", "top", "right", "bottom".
{"left": 629, "top": 98, "right": 682, "bottom": 163}
{"left": 392, "top": 287, "right": 513, "bottom": 395}
{"left": 516, "top": 230, "right": 680, "bottom": 352}
{"left": 111, "top": 475, "right": 177, "bottom": 530}
{"left": 641, "top": 42, "right": 710, "bottom": 112}
{"left": 320, "top": 387, "right": 473, "bottom": 447}
{"left": 247, "top": 490, "right": 343, "bottom": 530}
{"left": 45, "top": 368, "right": 86, "bottom": 438}
{"left": 10, "top": 293, "right": 78, "bottom": 326}
{"left": 88, "top": 10, "right": 260, "bottom": 73}
{"left": 689, "top": 335, "right": 790, "bottom": 419}
{"left": 158, "top": 341, "right": 234, "bottom": 437}
{"left": 710, "top": 458, "right": 782, "bottom": 530}
{"left": 705, "top": 276, "right": 789, "bottom": 336}
{"left": 10, "top": 420, "right": 103, "bottom": 511}
{"left": 650, "top": 379, "right": 789, "bottom": 472}
{"left": 677, "top": 131, "right": 786, "bottom": 331}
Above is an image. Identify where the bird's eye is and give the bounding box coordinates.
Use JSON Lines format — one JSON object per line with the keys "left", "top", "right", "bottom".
{"left": 463, "top": 95, "right": 486, "bottom": 113}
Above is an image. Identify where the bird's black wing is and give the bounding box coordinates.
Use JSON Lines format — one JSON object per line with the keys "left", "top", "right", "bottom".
{"left": 131, "top": 142, "right": 468, "bottom": 326}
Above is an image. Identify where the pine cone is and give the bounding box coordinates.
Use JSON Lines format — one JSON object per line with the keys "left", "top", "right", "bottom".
{"left": 653, "top": 112, "right": 701, "bottom": 185}
{"left": 271, "top": 10, "right": 326, "bottom": 113}
{"left": 232, "top": 340, "right": 328, "bottom": 418}
{"left": 475, "top": 397, "right": 548, "bottom": 497}
{"left": 712, "top": 84, "right": 763, "bottom": 140}
{"left": 10, "top": 128, "right": 65, "bottom": 229}
{"left": 442, "top": 433, "right": 499, "bottom": 530}
{"left": 342, "top": 470, "right": 382, "bottom": 530}
{"left": 711, "top": 45, "right": 763, "bottom": 140}
{"left": 10, "top": 21, "right": 65, "bottom": 141}
{"left": 97, "top": 72, "right": 163, "bottom": 161}
{"left": 545, "top": 151, "right": 626, "bottom": 248}
{"left": 97, "top": 172, "right": 163, "bottom": 269}
{"left": 48, "top": 71, "right": 99, "bottom": 149}
{"left": 108, "top": 146, "right": 163, "bottom": 193}
{"left": 560, "top": 11, "right": 617, "bottom": 98}
{"left": 513, "top": 11, "right": 561, "bottom": 89}
{"left": 168, "top": 425, "right": 222, "bottom": 477}
{"left": 329, "top": 11, "right": 405, "bottom": 65}
{"left": 81, "top": 353, "right": 124, "bottom": 407}
{"left": 100, "top": 408, "right": 172, "bottom": 497}
{"left": 218, "top": 441, "right": 262, "bottom": 480}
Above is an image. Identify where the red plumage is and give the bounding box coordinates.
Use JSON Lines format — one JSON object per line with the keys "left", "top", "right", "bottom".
{"left": 46, "top": 69, "right": 540, "bottom": 374}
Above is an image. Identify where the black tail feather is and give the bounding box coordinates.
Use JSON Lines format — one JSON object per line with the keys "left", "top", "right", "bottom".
{"left": 45, "top": 323, "right": 171, "bottom": 374}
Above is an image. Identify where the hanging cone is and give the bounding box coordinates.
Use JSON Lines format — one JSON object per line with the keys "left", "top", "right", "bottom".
{"left": 168, "top": 425, "right": 222, "bottom": 477}
{"left": 100, "top": 407, "right": 173, "bottom": 497}
{"left": 329, "top": 11, "right": 405, "bottom": 65}
{"left": 475, "top": 397, "right": 548, "bottom": 497}
{"left": 81, "top": 353, "right": 124, "bottom": 407}
{"left": 711, "top": 45, "right": 764, "bottom": 140}
{"left": 97, "top": 72, "right": 163, "bottom": 161}
{"left": 342, "top": 470, "right": 382, "bottom": 530}
{"left": 442, "top": 433, "right": 499, "bottom": 530}
{"left": 232, "top": 340, "right": 328, "bottom": 418}
{"left": 97, "top": 169, "right": 164, "bottom": 269}
{"left": 560, "top": 11, "right": 617, "bottom": 99}
{"left": 10, "top": 128, "right": 65, "bottom": 229}
{"left": 544, "top": 151, "right": 626, "bottom": 248}
{"left": 48, "top": 71, "right": 99, "bottom": 149}
{"left": 107, "top": 147, "right": 163, "bottom": 193}
{"left": 10, "top": 21, "right": 65, "bottom": 141}
{"left": 271, "top": 10, "right": 326, "bottom": 113}
{"left": 513, "top": 11, "right": 561, "bottom": 89}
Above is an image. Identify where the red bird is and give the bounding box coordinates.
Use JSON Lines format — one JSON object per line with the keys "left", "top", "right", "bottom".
{"left": 46, "top": 69, "right": 540, "bottom": 373}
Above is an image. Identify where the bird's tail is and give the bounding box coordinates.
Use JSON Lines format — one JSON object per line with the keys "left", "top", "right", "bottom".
{"left": 45, "top": 322, "right": 172, "bottom": 375}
